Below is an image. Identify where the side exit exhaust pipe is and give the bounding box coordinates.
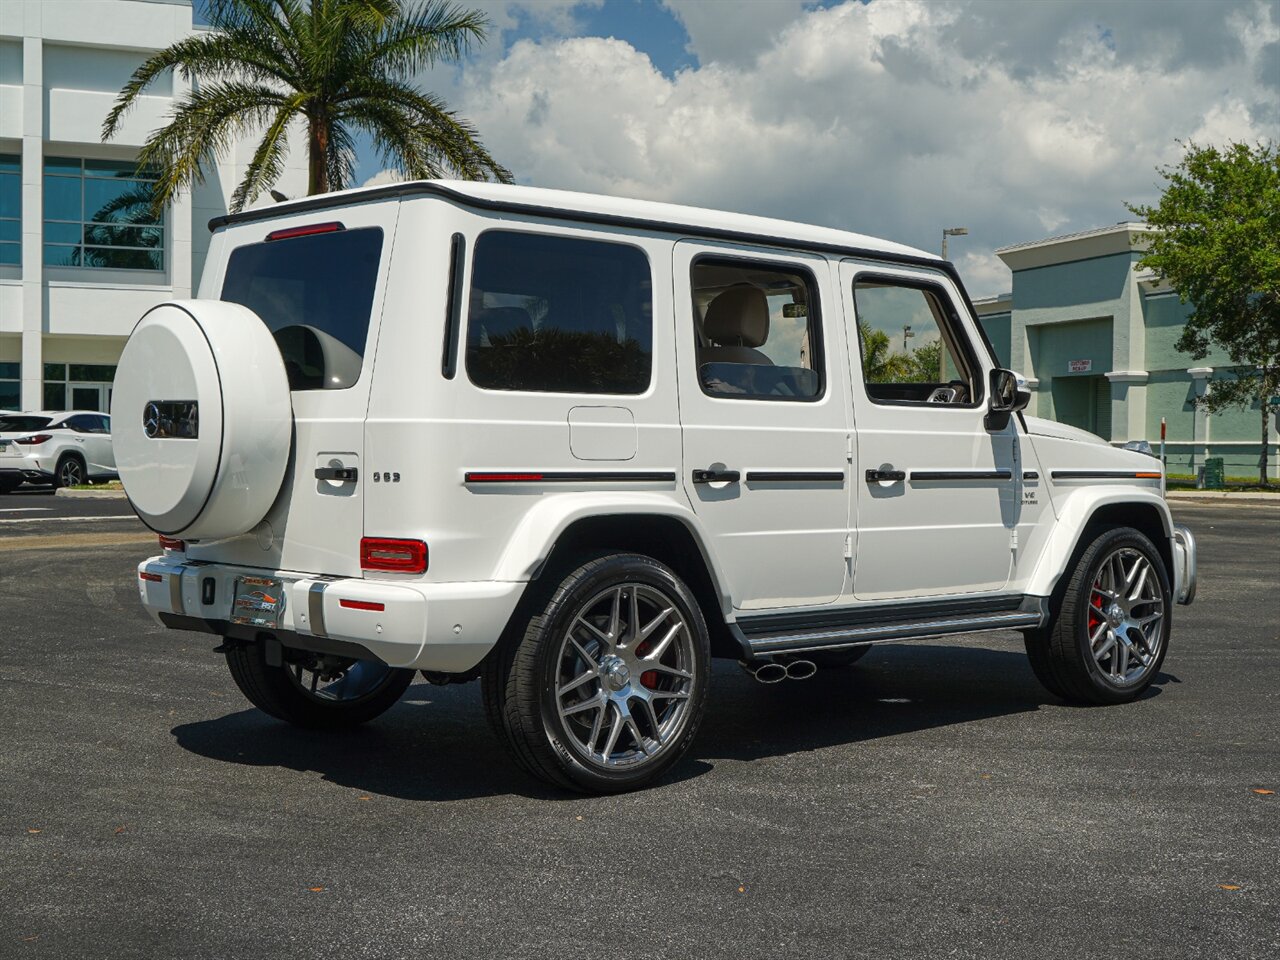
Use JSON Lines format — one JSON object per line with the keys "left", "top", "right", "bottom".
{"left": 785, "top": 659, "right": 817, "bottom": 680}
{"left": 740, "top": 661, "right": 788, "bottom": 684}
{"left": 739, "top": 659, "right": 817, "bottom": 683}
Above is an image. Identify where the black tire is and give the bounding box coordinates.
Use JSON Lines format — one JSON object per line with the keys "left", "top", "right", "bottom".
{"left": 1022, "top": 628, "right": 1068, "bottom": 698}
{"left": 55, "top": 453, "right": 86, "bottom": 489}
{"left": 809, "top": 645, "right": 872, "bottom": 668}
{"left": 1025, "top": 526, "right": 1171, "bottom": 704}
{"left": 482, "top": 553, "right": 711, "bottom": 794}
{"left": 0, "top": 477, "right": 20, "bottom": 495}
{"left": 225, "top": 641, "right": 414, "bottom": 729}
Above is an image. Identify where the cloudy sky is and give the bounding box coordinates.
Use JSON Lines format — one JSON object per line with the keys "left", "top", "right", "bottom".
{"left": 207, "top": 0, "right": 1279, "bottom": 298}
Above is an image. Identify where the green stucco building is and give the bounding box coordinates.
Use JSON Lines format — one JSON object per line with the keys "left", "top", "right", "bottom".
{"left": 973, "top": 222, "right": 1278, "bottom": 480}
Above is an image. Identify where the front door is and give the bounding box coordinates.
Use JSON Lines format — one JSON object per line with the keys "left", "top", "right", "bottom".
{"left": 70, "top": 384, "right": 108, "bottom": 412}
{"left": 674, "top": 241, "right": 849, "bottom": 611}
{"left": 840, "top": 260, "right": 1018, "bottom": 601}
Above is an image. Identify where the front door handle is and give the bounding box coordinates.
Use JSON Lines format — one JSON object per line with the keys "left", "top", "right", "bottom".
{"left": 865, "top": 468, "right": 906, "bottom": 483}
{"left": 692, "top": 468, "right": 741, "bottom": 484}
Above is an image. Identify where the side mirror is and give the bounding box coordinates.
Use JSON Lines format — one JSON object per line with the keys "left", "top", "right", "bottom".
{"left": 985, "top": 368, "right": 1030, "bottom": 431}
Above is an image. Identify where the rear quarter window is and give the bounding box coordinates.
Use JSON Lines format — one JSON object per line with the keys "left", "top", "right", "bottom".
{"left": 220, "top": 226, "right": 384, "bottom": 390}
{"left": 465, "top": 230, "right": 653, "bottom": 395}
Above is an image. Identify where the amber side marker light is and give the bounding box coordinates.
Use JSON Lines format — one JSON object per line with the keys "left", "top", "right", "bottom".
{"left": 360, "top": 537, "right": 428, "bottom": 574}
{"left": 1135, "top": 472, "right": 1163, "bottom": 479}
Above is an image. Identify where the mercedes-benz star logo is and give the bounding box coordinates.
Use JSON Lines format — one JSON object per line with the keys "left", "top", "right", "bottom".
{"left": 143, "top": 402, "right": 161, "bottom": 439}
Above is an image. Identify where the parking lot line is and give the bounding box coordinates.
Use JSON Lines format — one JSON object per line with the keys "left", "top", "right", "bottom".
{"left": 0, "top": 514, "right": 137, "bottom": 524}
{"left": 0, "top": 507, "right": 53, "bottom": 513}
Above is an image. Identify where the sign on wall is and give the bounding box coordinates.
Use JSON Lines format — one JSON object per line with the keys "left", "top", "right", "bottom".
{"left": 1067, "top": 359, "right": 1093, "bottom": 373}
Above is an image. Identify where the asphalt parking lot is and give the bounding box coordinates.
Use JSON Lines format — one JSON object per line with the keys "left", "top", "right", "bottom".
{"left": 1, "top": 496, "right": 1276, "bottom": 959}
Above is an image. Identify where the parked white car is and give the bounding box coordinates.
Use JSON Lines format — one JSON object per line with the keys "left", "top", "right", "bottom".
{"left": 0, "top": 410, "right": 115, "bottom": 492}
{"left": 113, "top": 181, "right": 1196, "bottom": 793}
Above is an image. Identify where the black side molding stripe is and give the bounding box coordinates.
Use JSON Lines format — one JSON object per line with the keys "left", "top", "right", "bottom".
{"left": 1050, "top": 470, "right": 1164, "bottom": 480}
{"left": 744, "top": 471, "right": 845, "bottom": 483}
{"left": 1023, "top": 470, "right": 1039, "bottom": 480}
{"left": 465, "top": 471, "right": 677, "bottom": 484}
{"left": 909, "top": 469, "right": 1013, "bottom": 482}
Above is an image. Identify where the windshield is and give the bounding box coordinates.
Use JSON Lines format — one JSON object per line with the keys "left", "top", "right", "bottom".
{"left": 0, "top": 416, "right": 52, "bottom": 432}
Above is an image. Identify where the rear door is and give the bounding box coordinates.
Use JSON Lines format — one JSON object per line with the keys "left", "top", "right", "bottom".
{"left": 674, "top": 242, "right": 849, "bottom": 611}
{"left": 208, "top": 202, "right": 400, "bottom": 576}
{"left": 840, "top": 260, "right": 1017, "bottom": 600}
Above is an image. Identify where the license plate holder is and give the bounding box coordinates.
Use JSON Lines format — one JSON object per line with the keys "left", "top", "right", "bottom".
{"left": 230, "top": 576, "right": 286, "bottom": 628}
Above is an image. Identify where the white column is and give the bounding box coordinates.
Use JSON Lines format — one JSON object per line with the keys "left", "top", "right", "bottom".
{"left": 169, "top": 70, "right": 192, "bottom": 298}
{"left": 1187, "top": 367, "right": 1213, "bottom": 471}
{"left": 19, "top": 32, "right": 41, "bottom": 410}
{"left": 1105, "top": 370, "right": 1149, "bottom": 444}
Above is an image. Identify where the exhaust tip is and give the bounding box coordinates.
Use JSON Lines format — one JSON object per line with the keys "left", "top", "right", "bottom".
{"left": 786, "top": 659, "right": 817, "bottom": 680}
{"left": 751, "top": 662, "right": 788, "bottom": 684}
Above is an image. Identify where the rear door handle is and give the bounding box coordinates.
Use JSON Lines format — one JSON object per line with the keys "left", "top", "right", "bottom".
{"left": 865, "top": 468, "right": 906, "bottom": 483}
{"left": 692, "top": 468, "right": 741, "bottom": 484}
{"left": 315, "top": 466, "right": 358, "bottom": 482}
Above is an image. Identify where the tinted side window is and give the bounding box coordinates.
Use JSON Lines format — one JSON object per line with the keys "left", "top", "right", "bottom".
{"left": 221, "top": 227, "right": 383, "bottom": 390}
{"left": 466, "top": 231, "right": 652, "bottom": 394}
{"left": 690, "top": 258, "right": 823, "bottom": 401}
{"left": 853, "top": 280, "right": 979, "bottom": 406}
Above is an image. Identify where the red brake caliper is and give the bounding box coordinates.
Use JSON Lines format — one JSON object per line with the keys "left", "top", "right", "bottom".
{"left": 1089, "top": 591, "right": 1104, "bottom": 632}
{"left": 634, "top": 639, "right": 659, "bottom": 689}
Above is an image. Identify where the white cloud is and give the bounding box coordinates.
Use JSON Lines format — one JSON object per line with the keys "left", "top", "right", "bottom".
{"left": 449, "top": 0, "right": 1276, "bottom": 297}
{"left": 660, "top": 0, "right": 812, "bottom": 67}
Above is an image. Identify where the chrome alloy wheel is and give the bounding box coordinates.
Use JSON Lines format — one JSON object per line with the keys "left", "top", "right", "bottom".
{"left": 554, "top": 583, "right": 697, "bottom": 769}
{"left": 1088, "top": 547, "right": 1166, "bottom": 686}
{"left": 59, "top": 458, "right": 84, "bottom": 486}
{"left": 284, "top": 655, "right": 398, "bottom": 704}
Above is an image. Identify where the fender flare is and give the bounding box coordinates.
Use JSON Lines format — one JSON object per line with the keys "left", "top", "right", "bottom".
{"left": 490, "top": 491, "right": 734, "bottom": 615}
{"left": 1025, "top": 487, "right": 1174, "bottom": 598}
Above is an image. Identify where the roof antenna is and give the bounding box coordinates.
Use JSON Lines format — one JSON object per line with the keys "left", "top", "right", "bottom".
{"left": 270, "top": 189, "right": 290, "bottom": 203}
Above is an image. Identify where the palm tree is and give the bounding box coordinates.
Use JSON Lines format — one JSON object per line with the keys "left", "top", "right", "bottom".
{"left": 859, "top": 322, "right": 914, "bottom": 383}
{"left": 103, "top": 0, "right": 512, "bottom": 213}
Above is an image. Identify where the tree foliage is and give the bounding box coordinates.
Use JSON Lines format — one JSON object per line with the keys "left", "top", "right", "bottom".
{"left": 859, "top": 323, "right": 944, "bottom": 384}
{"left": 1128, "top": 140, "right": 1279, "bottom": 483}
{"left": 103, "top": 0, "right": 512, "bottom": 213}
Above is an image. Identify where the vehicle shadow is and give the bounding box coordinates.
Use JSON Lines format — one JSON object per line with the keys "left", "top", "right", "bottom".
{"left": 171, "top": 642, "right": 1171, "bottom": 803}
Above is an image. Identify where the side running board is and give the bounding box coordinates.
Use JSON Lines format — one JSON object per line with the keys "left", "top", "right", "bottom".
{"left": 733, "top": 595, "right": 1047, "bottom": 657}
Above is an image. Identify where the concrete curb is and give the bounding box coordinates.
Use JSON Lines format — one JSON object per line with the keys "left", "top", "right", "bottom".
{"left": 1167, "top": 490, "right": 1280, "bottom": 501}
{"left": 56, "top": 488, "right": 128, "bottom": 499}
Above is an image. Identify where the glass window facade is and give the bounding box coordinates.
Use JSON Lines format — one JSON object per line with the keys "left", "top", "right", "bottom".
{"left": 42, "top": 363, "right": 117, "bottom": 412}
{"left": 43, "top": 157, "right": 164, "bottom": 271}
{"left": 0, "top": 155, "right": 19, "bottom": 266}
{"left": 0, "top": 362, "right": 19, "bottom": 410}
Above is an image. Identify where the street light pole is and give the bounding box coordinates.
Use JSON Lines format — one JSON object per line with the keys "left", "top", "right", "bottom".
{"left": 942, "top": 226, "right": 968, "bottom": 261}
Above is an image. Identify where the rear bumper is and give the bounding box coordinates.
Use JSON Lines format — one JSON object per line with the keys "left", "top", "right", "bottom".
{"left": 136, "top": 555, "right": 524, "bottom": 672}
{"left": 0, "top": 464, "right": 53, "bottom": 483}
{"left": 1172, "top": 524, "right": 1197, "bottom": 605}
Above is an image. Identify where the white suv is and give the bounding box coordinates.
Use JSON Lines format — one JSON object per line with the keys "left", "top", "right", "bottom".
{"left": 0, "top": 410, "right": 115, "bottom": 492}
{"left": 113, "top": 181, "right": 1196, "bottom": 793}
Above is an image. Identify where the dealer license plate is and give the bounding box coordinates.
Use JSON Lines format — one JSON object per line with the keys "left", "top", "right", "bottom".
{"left": 230, "top": 576, "right": 286, "bottom": 628}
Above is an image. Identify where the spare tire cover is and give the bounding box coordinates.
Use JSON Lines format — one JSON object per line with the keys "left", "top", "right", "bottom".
{"left": 111, "top": 300, "right": 292, "bottom": 540}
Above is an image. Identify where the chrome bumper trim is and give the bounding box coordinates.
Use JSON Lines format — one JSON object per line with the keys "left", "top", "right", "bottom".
{"left": 1173, "top": 524, "right": 1197, "bottom": 605}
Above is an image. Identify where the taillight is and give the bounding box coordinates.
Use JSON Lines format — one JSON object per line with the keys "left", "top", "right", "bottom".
{"left": 13, "top": 434, "right": 52, "bottom": 445}
{"left": 360, "top": 537, "right": 427, "bottom": 573}
{"left": 139, "top": 572, "right": 162, "bottom": 582}
{"left": 339, "top": 599, "right": 385, "bottom": 612}
{"left": 266, "top": 221, "right": 344, "bottom": 241}
{"left": 158, "top": 536, "right": 186, "bottom": 552}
